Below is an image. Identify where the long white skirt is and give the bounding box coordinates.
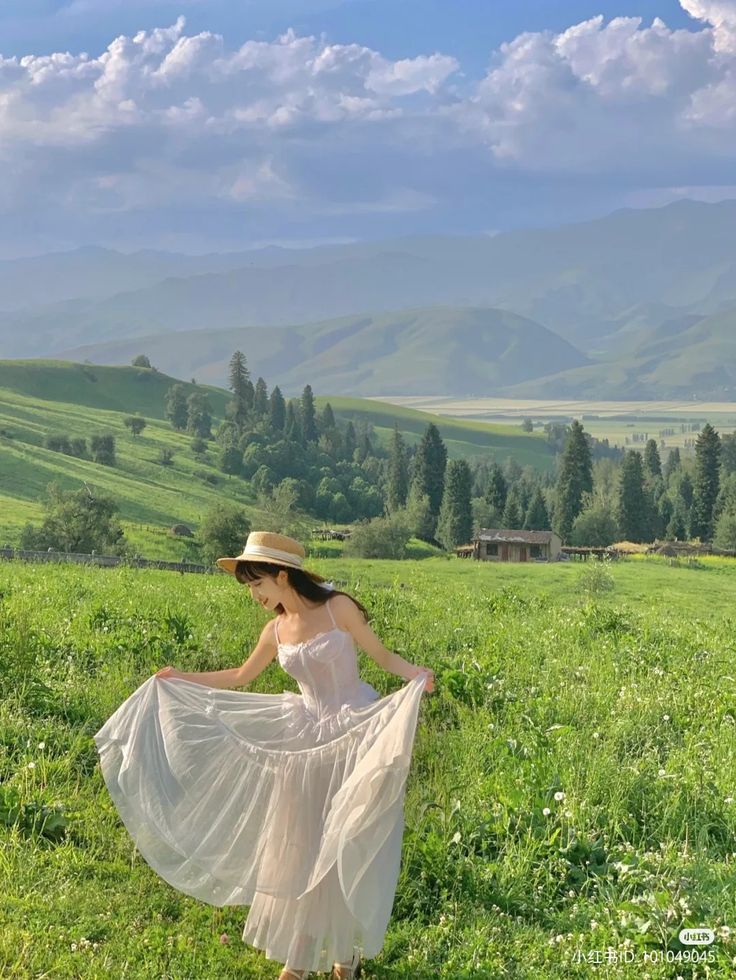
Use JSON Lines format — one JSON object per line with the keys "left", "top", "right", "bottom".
{"left": 94, "top": 673, "right": 426, "bottom": 972}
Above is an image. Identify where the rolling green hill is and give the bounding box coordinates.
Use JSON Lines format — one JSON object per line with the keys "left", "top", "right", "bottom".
{"left": 0, "top": 360, "right": 555, "bottom": 555}
{"left": 56, "top": 306, "right": 588, "bottom": 396}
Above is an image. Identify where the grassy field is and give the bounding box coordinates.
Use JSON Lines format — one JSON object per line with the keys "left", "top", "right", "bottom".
{"left": 2, "top": 554, "right": 735, "bottom": 978}
{"left": 0, "top": 360, "right": 555, "bottom": 551}
{"left": 375, "top": 396, "right": 736, "bottom": 455}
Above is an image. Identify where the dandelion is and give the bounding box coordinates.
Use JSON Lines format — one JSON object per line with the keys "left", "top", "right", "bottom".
{"left": 26, "top": 761, "right": 36, "bottom": 770}
{"left": 725, "top": 797, "right": 734, "bottom": 804}
{"left": 663, "top": 714, "right": 670, "bottom": 722}
{"left": 554, "top": 791, "right": 565, "bottom": 802}
{"left": 593, "top": 732, "right": 600, "bottom": 739}
{"left": 658, "top": 768, "right": 666, "bottom": 777}
{"left": 543, "top": 807, "right": 551, "bottom": 816}
{"left": 37, "top": 741, "right": 46, "bottom": 750}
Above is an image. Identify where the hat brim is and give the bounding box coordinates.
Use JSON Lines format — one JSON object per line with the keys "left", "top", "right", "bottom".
{"left": 215, "top": 555, "right": 304, "bottom": 574}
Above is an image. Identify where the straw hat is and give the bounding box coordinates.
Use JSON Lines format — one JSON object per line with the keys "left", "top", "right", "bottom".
{"left": 216, "top": 531, "right": 306, "bottom": 576}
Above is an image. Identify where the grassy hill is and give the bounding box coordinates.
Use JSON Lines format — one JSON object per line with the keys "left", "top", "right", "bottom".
{"left": 502, "top": 307, "right": 736, "bottom": 401}
{"left": 0, "top": 360, "right": 555, "bottom": 554}
{"left": 56, "top": 306, "right": 588, "bottom": 396}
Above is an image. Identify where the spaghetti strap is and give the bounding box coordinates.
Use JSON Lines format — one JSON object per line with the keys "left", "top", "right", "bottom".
{"left": 325, "top": 598, "right": 336, "bottom": 628}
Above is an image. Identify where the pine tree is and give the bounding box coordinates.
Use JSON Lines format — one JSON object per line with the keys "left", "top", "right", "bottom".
{"left": 227, "top": 351, "right": 251, "bottom": 430}
{"left": 722, "top": 433, "right": 736, "bottom": 476}
{"left": 643, "top": 439, "right": 662, "bottom": 479}
{"left": 300, "top": 385, "right": 319, "bottom": 443}
{"left": 554, "top": 420, "right": 593, "bottom": 542}
{"left": 616, "top": 450, "right": 649, "bottom": 542}
{"left": 666, "top": 496, "right": 689, "bottom": 540}
{"left": 253, "top": 377, "right": 269, "bottom": 417}
{"left": 164, "top": 383, "right": 188, "bottom": 431}
{"left": 690, "top": 423, "right": 722, "bottom": 541}
{"left": 501, "top": 489, "right": 522, "bottom": 529}
{"left": 269, "top": 386, "right": 286, "bottom": 432}
{"left": 284, "top": 401, "right": 301, "bottom": 442}
{"left": 663, "top": 447, "right": 681, "bottom": 483}
{"left": 524, "top": 487, "right": 550, "bottom": 530}
{"left": 319, "top": 402, "right": 336, "bottom": 433}
{"left": 484, "top": 463, "right": 507, "bottom": 523}
{"left": 436, "top": 459, "right": 473, "bottom": 550}
{"left": 343, "top": 421, "right": 357, "bottom": 460}
{"left": 386, "top": 424, "right": 409, "bottom": 513}
{"left": 409, "top": 423, "right": 447, "bottom": 521}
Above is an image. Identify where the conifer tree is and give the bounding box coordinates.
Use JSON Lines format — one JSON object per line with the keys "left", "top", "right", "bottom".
{"left": 501, "top": 488, "right": 522, "bottom": 529}
{"left": 343, "top": 421, "right": 357, "bottom": 460}
{"left": 269, "top": 386, "right": 286, "bottom": 432}
{"left": 666, "top": 499, "right": 689, "bottom": 541}
{"left": 319, "top": 402, "right": 336, "bottom": 433}
{"left": 410, "top": 423, "right": 447, "bottom": 518}
{"left": 643, "top": 439, "right": 662, "bottom": 479}
{"left": 663, "top": 447, "right": 681, "bottom": 483}
{"left": 436, "top": 459, "right": 473, "bottom": 550}
{"left": 722, "top": 433, "right": 736, "bottom": 476}
{"left": 554, "top": 420, "right": 593, "bottom": 542}
{"left": 690, "top": 423, "right": 721, "bottom": 541}
{"left": 617, "top": 450, "right": 649, "bottom": 542}
{"left": 300, "top": 385, "right": 319, "bottom": 443}
{"left": 484, "top": 463, "right": 507, "bottom": 521}
{"left": 524, "top": 487, "right": 550, "bottom": 530}
{"left": 253, "top": 377, "right": 269, "bottom": 417}
{"left": 284, "top": 400, "right": 301, "bottom": 442}
{"left": 227, "top": 351, "right": 251, "bottom": 430}
{"left": 386, "top": 424, "right": 409, "bottom": 513}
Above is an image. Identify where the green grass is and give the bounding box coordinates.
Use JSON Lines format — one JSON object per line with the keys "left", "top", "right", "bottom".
{"left": 0, "top": 360, "right": 556, "bottom": 551}
{"left": 2, "top": 555, "right": 735, "bottom": 977}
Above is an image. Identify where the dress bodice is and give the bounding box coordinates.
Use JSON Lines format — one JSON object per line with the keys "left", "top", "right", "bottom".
{"left": 275, "top": 600, "right": 378, "bottom": 720}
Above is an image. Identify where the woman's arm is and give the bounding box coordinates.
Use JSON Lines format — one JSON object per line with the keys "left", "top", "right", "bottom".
{"left": 332, "top": 595, "right": 435, "bottom": 692}
{"left": 156, "top": 621, "right": 279, "bottom": 689}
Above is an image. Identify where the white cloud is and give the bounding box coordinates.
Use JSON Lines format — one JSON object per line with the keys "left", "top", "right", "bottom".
{"left": 1, "top": 4, "right": 736, "bottom": 251}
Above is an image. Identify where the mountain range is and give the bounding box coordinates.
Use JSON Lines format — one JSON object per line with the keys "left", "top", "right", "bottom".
{"left": 2, "top": 198, "right": 736, "bottom": 399}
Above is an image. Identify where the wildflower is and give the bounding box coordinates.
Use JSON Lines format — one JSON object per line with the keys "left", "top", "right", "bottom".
{"left": 663, "top": 714, "right": 670, "bottom": 722}
{"left": 658, "top": 768, "right": 666, "bottom": 777}
{"left": 26, "top": 761, "right": 36, "bottom": 770}
{"left": 725, "top": 797, "right": 734, "bottom": 804}
{"left": 37, "top": 741, "right": 46, "bottom": 750}
{"left": 554, "top": 791, "right": 565, "bottom": 802}
{"left": 593, "top": 732, "right": 600, "bottom": 739}
{"left": 543, "top": 807, "right": 551, "bottom": 816}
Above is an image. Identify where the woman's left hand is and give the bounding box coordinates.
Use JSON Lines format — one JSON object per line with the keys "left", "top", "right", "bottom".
{"left": 415, "top": 667, "right": 435, "bottom": 693}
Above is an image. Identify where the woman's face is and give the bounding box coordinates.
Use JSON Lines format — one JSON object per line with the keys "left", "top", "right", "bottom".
{"left": 245, "top": 571, "right": 284, "bottom": 610}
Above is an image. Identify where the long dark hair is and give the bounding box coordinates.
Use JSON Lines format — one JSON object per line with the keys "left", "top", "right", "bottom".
{"left": 234, "top": 560, "right": 371, "bottom": 622}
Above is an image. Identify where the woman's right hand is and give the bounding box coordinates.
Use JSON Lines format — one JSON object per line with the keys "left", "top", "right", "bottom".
{"left": 156, "top": 665, "right": 187, "bottom": 681}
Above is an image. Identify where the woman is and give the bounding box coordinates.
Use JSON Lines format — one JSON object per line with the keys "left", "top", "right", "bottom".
{"left": 94, "top": 531, "right": 435, "bottom": 980}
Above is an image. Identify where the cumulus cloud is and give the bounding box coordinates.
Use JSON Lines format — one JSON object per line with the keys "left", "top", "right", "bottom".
{"left": 0, "top": 3, "right": 736, "bottom": 251}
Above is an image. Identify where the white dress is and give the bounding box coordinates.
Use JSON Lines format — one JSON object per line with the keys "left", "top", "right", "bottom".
{"left": 93, "top": 598, "right": 427, "bottom": 973}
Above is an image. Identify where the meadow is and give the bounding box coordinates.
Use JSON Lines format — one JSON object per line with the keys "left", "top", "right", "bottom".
{"left": 1, "top": 553, "right": 735, "bottom": 978}
{"left": 0, "top": 360, "right": 555, "bottom": 554}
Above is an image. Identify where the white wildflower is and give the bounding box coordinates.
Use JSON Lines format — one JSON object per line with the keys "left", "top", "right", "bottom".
{"left": 543, "top": 807, "right": 551, "bottom": 816}
{"left": 37, "top": 741, "right": 46, "bottom": 750}
{"left": 26, "top": 761, "right": 35, "bottom": 770}
{"left": 554, "top": 791, "right": 565, "bottom": 802}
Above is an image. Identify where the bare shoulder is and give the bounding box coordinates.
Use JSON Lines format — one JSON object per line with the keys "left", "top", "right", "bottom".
{"left": 258, "top": 618, "right": 279, "bottom": 650}
{"left": 329, "top": 592, "right": 366, "bottom": 629}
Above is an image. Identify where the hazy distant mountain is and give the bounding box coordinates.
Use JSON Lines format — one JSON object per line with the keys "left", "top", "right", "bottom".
{"left": 502, "top": 307, "right": 736, "bottom": 400}
{"left": 4, "top": 198, "right": 736, "bottom": 399}
{"left": 57, "top": 306, "right": 589, "bottom": 396}
{"left": 3, "top": 199, "right": 736, "bottom": 363}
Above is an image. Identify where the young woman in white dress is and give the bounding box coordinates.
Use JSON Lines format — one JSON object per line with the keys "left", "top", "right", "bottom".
{"left": 151, "top": 531, "right": 435, "bottom": 980}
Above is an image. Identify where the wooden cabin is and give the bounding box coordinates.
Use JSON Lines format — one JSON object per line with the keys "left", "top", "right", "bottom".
{"left": 467, "top": 528, "right": 562, "bottom": 563}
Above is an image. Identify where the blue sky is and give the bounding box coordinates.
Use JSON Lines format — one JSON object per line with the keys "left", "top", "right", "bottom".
{"left": 0, "top": 0, "right": 734, "bottom": 255}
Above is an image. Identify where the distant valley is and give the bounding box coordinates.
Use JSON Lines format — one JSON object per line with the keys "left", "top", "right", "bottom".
{"left": 3, "top": 198, "right": 736, "bottom": 400}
